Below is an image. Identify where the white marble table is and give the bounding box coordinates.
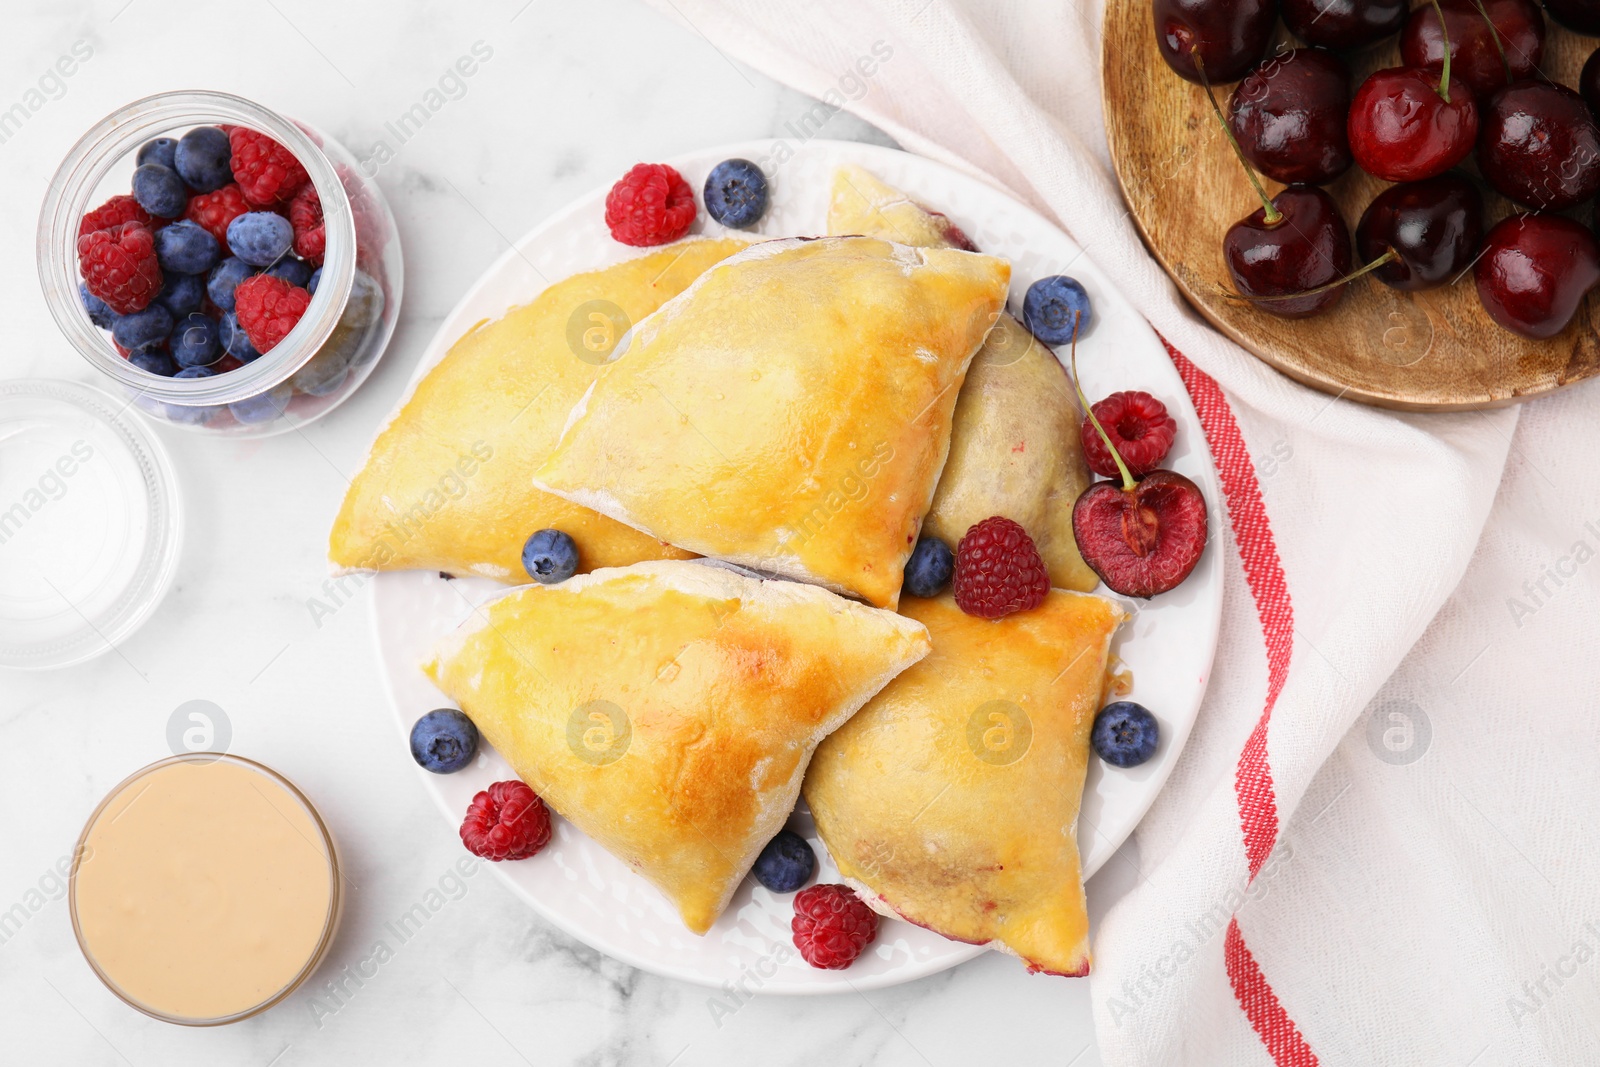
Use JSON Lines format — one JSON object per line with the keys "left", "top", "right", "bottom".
{"left": 1, "top": 2, "right": 1121, "bottom": 1062}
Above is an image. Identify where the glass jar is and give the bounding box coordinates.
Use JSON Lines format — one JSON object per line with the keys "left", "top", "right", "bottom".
{"left": 38, "top": 90, "right": 402, "bottom": 437}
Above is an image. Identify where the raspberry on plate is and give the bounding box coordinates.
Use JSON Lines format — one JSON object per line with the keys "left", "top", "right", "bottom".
{"left": 952, "top": 516, "right": 1049, "bottom": 619}
{"left": 605, "top": 163, "right": 696, "bottom": 246}
{"left": 185, "top": 183, "right": 252, "bottom": 246}
{"left": 792, "top": 884, "right": 878, "bottom": 969}
{"left": 78, "top": 194, "right": 154, "bottom": 238}
{"left": 234, "top": 274, "right": 311, "bottom": 353}
{"left": 1079, "top": 391, "right": 1177, "bottom": 479}
{"left": 78, "top": 221, "right": 163, "bottom": 315}
{"left": 229, "top": 127, "right": 309, "bottom": 206}
{"left": 459, "top": 780, "right": 552, "bottom": 861}
{"left": 288, "top": 184, "right": 326, "bottom": 265}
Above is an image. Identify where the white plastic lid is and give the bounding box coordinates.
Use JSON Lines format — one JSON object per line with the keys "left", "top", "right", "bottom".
{"left": 0, "top": 379, "right": 181, "bottom": 670}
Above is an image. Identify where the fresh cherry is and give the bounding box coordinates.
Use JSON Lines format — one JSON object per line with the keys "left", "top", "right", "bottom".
{"left": 1348, "top": 67, "right": 1478, "bottom": 181}
{"left": 1355, "top": 175, "right": 1483, "bottom": 291}
{"left": 1543, "top": 0, "right": 1600, "bottom": 35}
{"left": 1585, "top": 46, "right": 1600, "bottom": 122}
{"left": 1281, "top": 0, "right": 1407, "bottom": 49}
{"left": 1474, "top": 215, "right": 1600, "bottom": 340}
{"left": 1400, "top": 0, "right": 1545, "bottom": 101}
{"left": 1478, "top": 80, "right": 1600, "bottom": 211}
{"left": 1229, "top": 48, "right": 1353, "bottom": 185}
{"left": 1153, "top": 0, "right": 1278, "bottom": 83}
{"left": 1224, "top": 186, "right": 1355, "bottom": 317}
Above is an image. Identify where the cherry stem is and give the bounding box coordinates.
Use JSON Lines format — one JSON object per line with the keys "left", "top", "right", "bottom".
{"left": 1067, "top": 312, "right": 1138, "bottom": 493}
{"left": 1431, "top": 0, "right": 1453, "bottom": 102}
{"left": 1193, "top": 52, "right": 1282, "bottom": 226}
{"left": 1469, "top": 0, "right": 1512, "bottom": 82}
{"left": 1223, "top": 248, "right": 1400, "bottom": 304}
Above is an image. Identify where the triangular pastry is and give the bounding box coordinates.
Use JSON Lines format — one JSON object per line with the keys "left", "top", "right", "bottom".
{"left": 532, "top": 236, "right": 1011, "bottom": 609}
{"left": 828, "top": 165, "right": 1097, "bottom": 591}
{"left": 803, "top": 590, "right": 1124, "bottom": 974}
{"left": 422, "top": 559, "right": 932, "bottom": 935}
{"left": 328, "top": 239, "right": 745, "bottom": 581}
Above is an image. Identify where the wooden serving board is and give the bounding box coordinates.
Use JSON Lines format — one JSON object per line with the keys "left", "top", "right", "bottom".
{"left": 1102, "top": 0, "right": 1600, "bottom": 410}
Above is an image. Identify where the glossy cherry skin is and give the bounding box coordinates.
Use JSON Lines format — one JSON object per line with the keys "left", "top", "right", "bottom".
{"left": 1584, "top": 46, "right": 1600, "bottom": 122}
{"left": 1478, "top": 81, "right": 1600, "bottom": 211}
{"left": 1229, "top": 48, "right": 1353, "bottom": 184}
{"left": 1401, "top": 0, "right": 1545, "bottom": 101}
{"left": 1153, "top": 0, "right": 1278, "bottom": 83}
{"left": 1348, "top": 68, "right": 1478, "bottom": 182}
{"left": 1543, "top": 0, "right": 1600, "bottom": 35}
{"left": 1281, "top": 0, "right": 1407, "bottom": 49}
{"left": 1474, "top": 215, "right": 1600, "bottom": 340}
{"left": 1356, "top": 175, "right": 1482, "bottom": 291}
{"left": 1224, "top": 186, "right": 1354, "bottom": 317}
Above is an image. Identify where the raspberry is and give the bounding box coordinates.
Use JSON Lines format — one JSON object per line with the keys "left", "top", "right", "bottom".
{"left": 78, "top": 222, "right": 163, "bottom": 315}
{"left": 459, "top": 780, "right": 551, "bottom": 861}
{"left": 234, "top": 274, "right": 311, "bottom": 353}
{"left": 604, "top": 163, "right": 696, "bottom": 246}
{"left": 792, "top": 884, "right": 878, "bottom": 969}
{"left": 79, "top": 194, "right": 153, "bottom": 238}
{"left": 185, "top": 183, "right": 252, "bottom": 245}
{"left": 952, "top": 516, "right": 1049, "bottom": 619}
{"left": 228, "top": 128, "right": 309, "bottom": 206}
{"left": 1080, "top": 391, "right": 1177, "bottom": 478}
{"left": 288, "top": 184, "right": 326, "bottom": 264}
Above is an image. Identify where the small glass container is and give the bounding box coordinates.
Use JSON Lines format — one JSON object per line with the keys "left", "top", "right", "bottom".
{"left": 38, "top": 90, "right": 402, "bottom": 436}
{"left": 69, "top": 754, "right": 343, "bottom": 1025}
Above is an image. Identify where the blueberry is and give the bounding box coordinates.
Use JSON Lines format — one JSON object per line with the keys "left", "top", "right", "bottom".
{"left": 154, "top": 220, "right": 220, "bottom": 275}
{"left": 136, "top": 136, "right": 178, "bottom": 170}
{"left": 127, "top": 348, "right": 177, "bottom": 376}
{"left": 170, "top": 312, "right": 221, "bottom": 368}
{"left": 207, "top": 257, "right": 254, "bottom": 312}
{"left": 174, "top": 126, "right": 232, "bottom": 193}
{"left": 111, "top": 304, "right": 173, "bottom": 351}
{"left": 703, "top": 158, "right": 769, "bottom": 229}
{"left": 228, "top": 211, "right": 294, "bottom": 267}
{"left": 155, "top": 272, "right": 205, "bottom": 317}
{"left": 903, "top": 536, "right": 954, "bottom": 598}
{"left": 1022, "top": 275, "right": 1093, "bottom": 345}
{"left": 132, "top": 163, "right": 188, "bottom": 219}
{"left": 307, "top": 267, "right": 321, "bottom": 295}
{"left": 409, "top": 709, "right": 480, "bottom": 774}
{"left": 228, "top": 385, "right": 291, "bottom": 425}
{"left": 165, "top": 366, "right": 221, "bottom": 425}
{"left": 173, "top": 365, "right": 214, "bottom": 378}
{"left": 1091, "top": 701, "right": 1159, "bottom": 768}
{"left": 751, "top": 829, "right": 815, "bottom": 893}
{"left": 219, "top": 311, "right": 261, "bottom": 362}
{"left": 79, "top": 283, "right": 115, "bottom": 328}
{"left": 521, "top": 528, "right": 579, "bottom": 583}
{"left": 266, "top": 257, "right": 312, "bottom": 287}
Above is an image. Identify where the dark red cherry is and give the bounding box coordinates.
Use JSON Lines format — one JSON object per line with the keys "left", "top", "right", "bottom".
{"left": 1543, "top": 0, "right": 1600, "bottom": 35}
{"left": 1073, "top": 470, "right": 1209, "bottom": 598}
{"left": 1348, "top": 68, "right": 1478, "bottom": 182}
{"left": 1282, "top": 0, "right": 1407, "bottom": 49}
{"left": 1584, "top": 47, "right": 1600, "bottom": 122}
{"left": 1224, "top": 186, "right": 1354, "bottom": 317}
{"left": 1229, "top": 48, "right": 1353, "bottom": 184}
{"left": 1478, "top": 81, "right": 1600, "bottom": 211}
{"left": 1474, "top": 215, "right": 1600, "bottom": 340}
{"left": 1355, "top": 175, "right": 1482, "bottom": 291}
{"left": 1401, "top": 0, "right": 1545, "bottom": 100}
{"left": 1153, "top": 0, "right": 1278, "bottom": 83}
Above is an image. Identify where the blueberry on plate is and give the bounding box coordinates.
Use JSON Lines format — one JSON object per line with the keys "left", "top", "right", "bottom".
{"left": 409, "top": 708, "right": 480, "bottom": 774}
{"left": 1022, "top": 275, "right": 1093, "bottom": 345}
{"left": 79, "top": 282, "right": 116, "bottom": 329}
{"left": 227, "top": 211, "right": 294, "bottom": 267}
{"left": 522, "top": 528, "right": 579, "bottom": 584}
{"left": 127, "top": 348, "right": 177, "bottom": 376}
{"left": 207, "top": 257, "right": 254, "bottom": 312}
{"left": 174, "top": 126, "right": 232, "bottom": 193}
{"left": 219, "top": 310, "right": 261, "bottom": 362}
{"left": 170, "top": 312, "right": 221, "bottom": 368}
{"left": 752, "top": 829, "right": 815, "bottom": 893}
{"left": 111, "top": 304, "right": 173, "bottom": 351}
{"left": 1091, "top": 701, "right": 1159, "bottom": 768}
{"left": 136, "top": 136, "right": 178, "bottom": 170}
{"left": 155, "top": 272, "right": 205, "bottom": 317}
{"left": 266, "top": 257, "right": 313, "bottom": 288}
{"left": 903, "top": 536, "right": 954, "bottom": 598}
{"left": 132, "top": 163, "right": 188, "bottom": 219}
{"left": 703, "top": 158, "right": 769, "bottom": 229}
{"left": 154, "top": 220, "right": 221, "bottom": 276}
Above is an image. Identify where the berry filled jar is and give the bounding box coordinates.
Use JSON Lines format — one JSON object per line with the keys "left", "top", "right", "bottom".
{"left": 38, "top": 91, "right": 402, "bottom": 436}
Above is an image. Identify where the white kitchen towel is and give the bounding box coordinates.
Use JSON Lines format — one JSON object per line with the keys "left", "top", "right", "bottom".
{"left": 645, "top": 1, "right": 1600, "bottom": 1064}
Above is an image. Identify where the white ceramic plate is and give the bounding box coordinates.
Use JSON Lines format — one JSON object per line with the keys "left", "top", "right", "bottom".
{"left": 371, "top": 139, "right": 1222, "bottom": 993}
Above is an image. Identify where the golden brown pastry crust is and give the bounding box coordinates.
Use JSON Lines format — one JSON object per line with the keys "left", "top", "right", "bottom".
{"left": 423, "top": 560, "right": 931, "bottom": 935}
{"left": 804, "top": 590, "right": 1124, "bottom": 974}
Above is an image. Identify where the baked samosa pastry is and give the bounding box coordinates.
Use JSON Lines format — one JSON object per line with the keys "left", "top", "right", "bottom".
{"left": 328, "top": 239, "right": 744, "bottom": 581}
{"left": 828, "top": 165, "right": 1097, "bottom": 591}
{"left": 533, "top": 236, "right": 1011, "bottom": 609}
{"left": 804, "top": 590, "right": 1124, "bottom": 974}
{"left": 423, "top": 559, "right": 931, "bottom": 935}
